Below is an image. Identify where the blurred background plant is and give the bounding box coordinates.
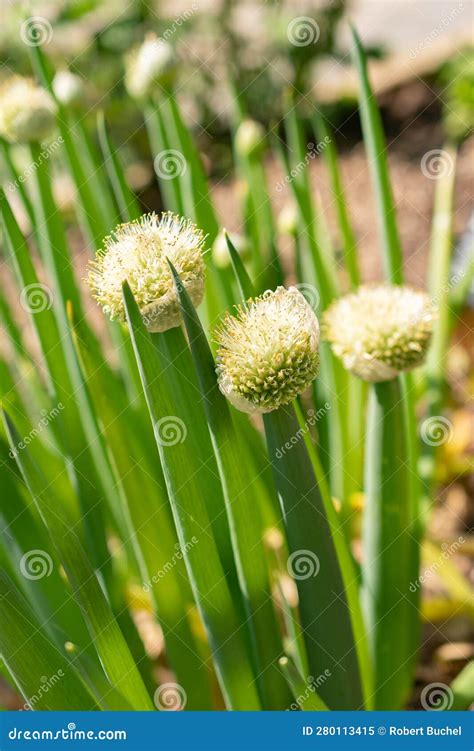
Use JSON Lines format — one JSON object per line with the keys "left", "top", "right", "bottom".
{"left": 439, "top": 48, "right": 474, "bottom": 143}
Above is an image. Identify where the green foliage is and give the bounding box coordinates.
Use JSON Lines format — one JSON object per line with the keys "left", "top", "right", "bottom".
{"left": 0, "top": 27, "right": 466, "bottom": 713}
{"left": 439, "top": 48, "right": 474, "bottom": 142}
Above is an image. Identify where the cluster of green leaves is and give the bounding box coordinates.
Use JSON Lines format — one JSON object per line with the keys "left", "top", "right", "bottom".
{"left": 0, "top": 33, "right": 471, "bottom": 713}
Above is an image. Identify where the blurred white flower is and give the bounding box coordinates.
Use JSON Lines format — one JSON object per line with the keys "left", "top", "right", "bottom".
{"left": 53, "top": 70, "right": 85, "bottom": 107}
{"left": 0, "top": 76, "right": 56, "bottom": 144}
{"left": 124, "top": 34, "right": 176, "bottom": 99}
{"left": 323, "top": 284, "right": 436, "bottom": 382}
{"left": 235, "top": 118, "right": 266, "bottom": 158}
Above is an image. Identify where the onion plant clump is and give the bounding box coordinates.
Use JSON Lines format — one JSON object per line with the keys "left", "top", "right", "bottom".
{"left": 323, "top": 285, "right": 436, "bottom": 709}
{"left": 0, "top": 28, "right": 472, "bottom": 715}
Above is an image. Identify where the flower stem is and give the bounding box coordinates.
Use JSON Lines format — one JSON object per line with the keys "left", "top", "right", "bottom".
{"left": 263, "top": 405, "right": 364, "bottom": 710}
{"left": 362, "top": 378, "right": 414, "bottom": 709}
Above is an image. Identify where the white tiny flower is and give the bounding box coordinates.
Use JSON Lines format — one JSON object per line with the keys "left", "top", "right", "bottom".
{"left": 277, "top": 203, "right": 299, "bottom": 237}
{"left": 212, "top": 231, "right": 250, "bottom": 269}
{"left": 86, "top": 212, "right": 206, "bottom": 333}
{"left": 0, "top": 76, "right": 56, "bottom": 144}
{"left": 323, "top": 284, "right": 436, "bottom": 383}
{"left": 235, "top": 118, "right": 266, "bottom": 158}
{"left": 53, "top": 71, "right": 85, "bottom": 107}
{"left": 216, "top": 286, "right": 320, "bottom": 414}
{"left": 124, "top": 34, "right": 176, "bottom": 100}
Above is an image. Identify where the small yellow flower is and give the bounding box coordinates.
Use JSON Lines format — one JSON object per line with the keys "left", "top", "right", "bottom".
{"left": 0, "top": 76, "right": 56, "bottom": 144}
{"left": 216, "top": 286, "right": 320, "bottom": 414}
{"left": 86, "top": 212, "right": 206, "bottom": 333}
{"left": 323, "top": 284, "right": 436, "bottom": 382}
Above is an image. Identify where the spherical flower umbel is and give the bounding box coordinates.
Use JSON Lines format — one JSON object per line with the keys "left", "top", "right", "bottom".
{"left": 86, "top": 212, "right": 206, "bottom": 333}
{"left": 0, "top": 76, "right": 56, "bottom": 144}
{"left": 323, "top": 284, "right": 436, "bottom": 383}
{"left": 124, "top": 34, "right": 176, "bottom": 99}
{"left": 216, "top": 286, "right": 320, "bottom": 414}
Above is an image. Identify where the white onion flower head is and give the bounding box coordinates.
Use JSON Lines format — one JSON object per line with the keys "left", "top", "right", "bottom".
{"left": 53, "top": 71, "right": 85, "bottom": 107}
{"left": 323, "top": 284, "right": 436, "bottom": 383}
{"left": 277, "top": 203, "right": 299, "bottom": 237}
{"left": 216, "top": 286, "right": 320, "bottom": 414}
{"left": 0, "top": 76, "right": 56, "bottom": 144}
{"left": 235, "top": 118, "right": 266, "bottom": 158}
{"left": 86, "top": 212, "right": 206, "bottom": 333}
{"left": 124, "top": 34, "right": 176, "bottom": 99}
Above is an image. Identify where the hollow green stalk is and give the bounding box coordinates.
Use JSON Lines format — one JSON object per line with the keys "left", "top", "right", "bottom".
{"left": 362, "top": 378, "right": 413, "bottom": 709}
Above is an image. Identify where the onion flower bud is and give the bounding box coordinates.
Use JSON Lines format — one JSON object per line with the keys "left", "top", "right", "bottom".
{"left": 323, "top": 284, "right": 436, "bottom": 382}
{"left": 124, "top": 34, "right": 176, "bottom": 99}
{"left": 216, "top": 286, "right": 320, "bottom": 414}
{"left": 0, "top": 76, "right": 56, "bottom": 144}
{"left": 235, "top": 118, "right": 266, "bottom": 159}
{"left": 53, "top": 71, "right": 85, "bottom": 107}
